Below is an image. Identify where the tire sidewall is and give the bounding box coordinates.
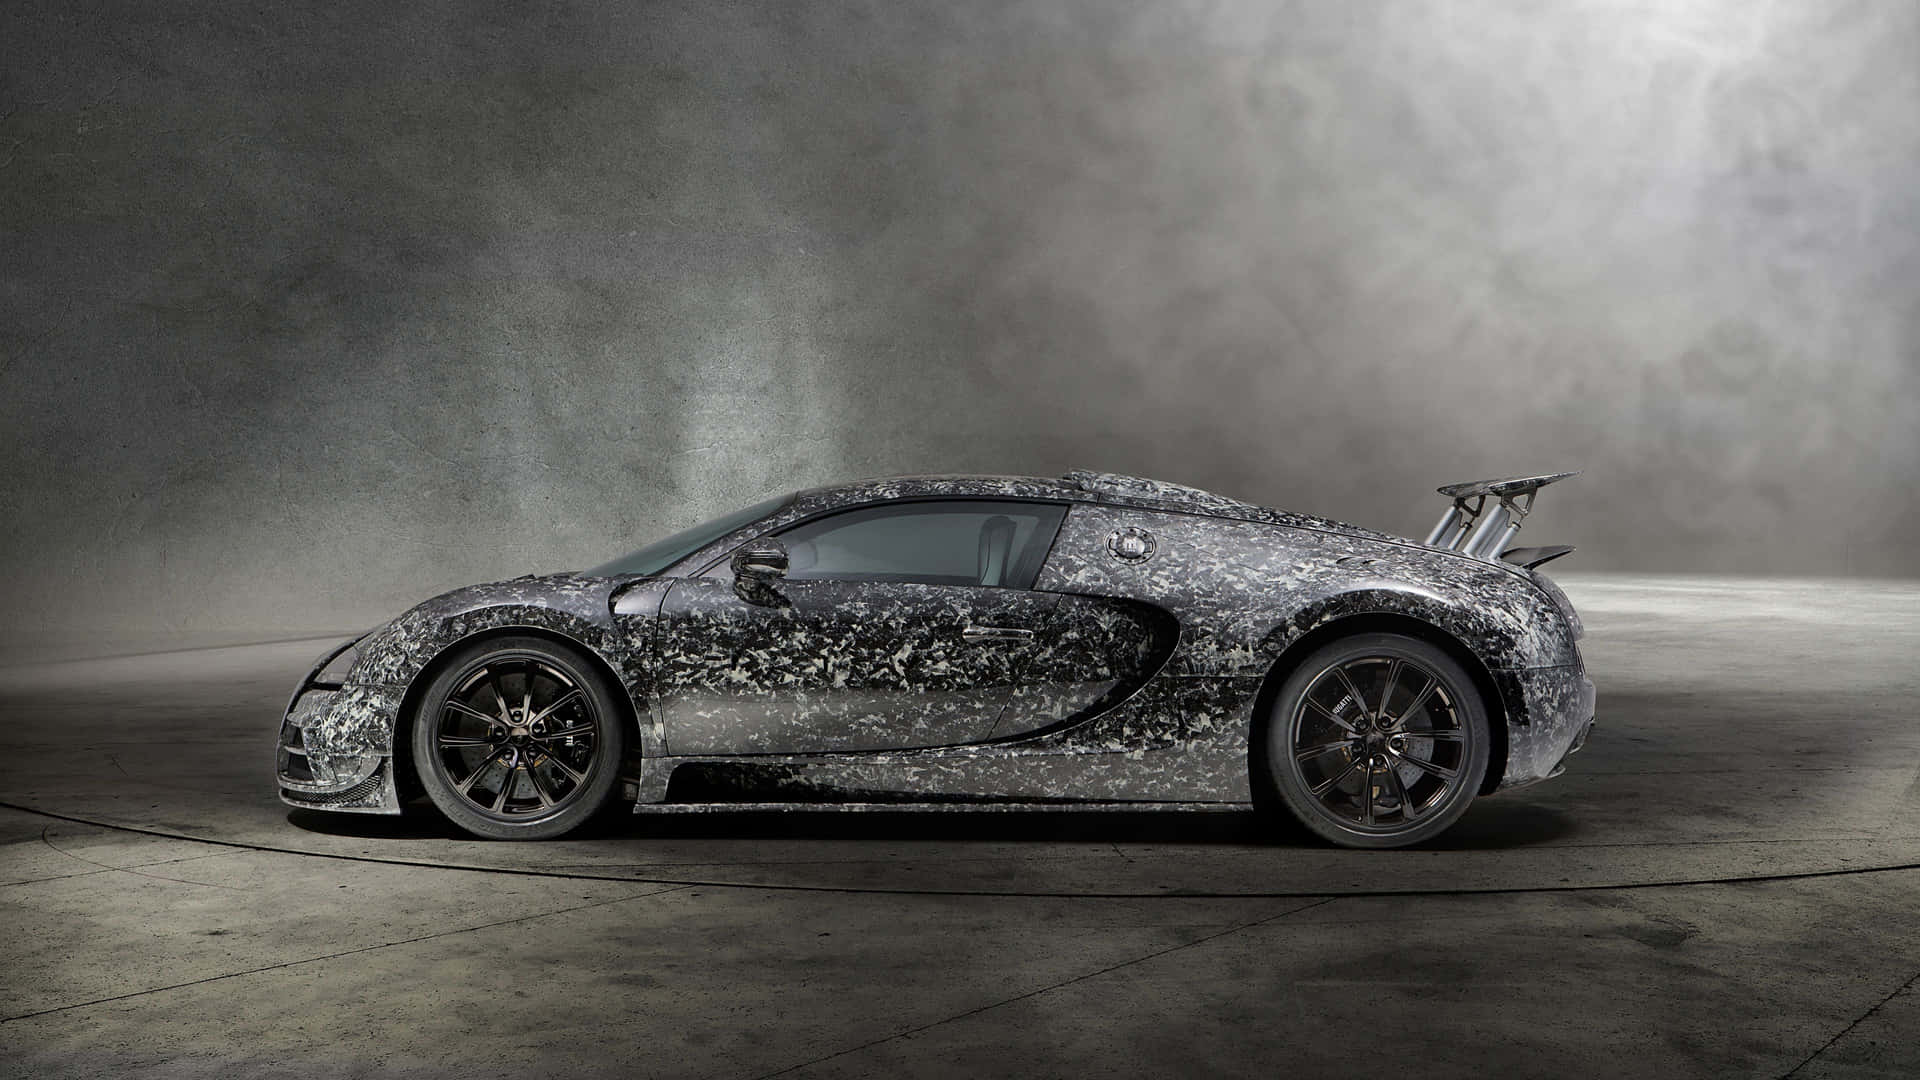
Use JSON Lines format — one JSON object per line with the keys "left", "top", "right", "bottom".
{"left": 1265, "top": 633, "right": 1490, "bottom": 849}
{"left": 410, "top": 635, "right": 627, "bottom": 841}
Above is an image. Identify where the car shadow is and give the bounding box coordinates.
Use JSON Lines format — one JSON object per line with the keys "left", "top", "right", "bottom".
{"left": 284, "top": 806, "right": 470, "bottom": 840}
{"left": 290, "top": 797, "right": 1578, "bottom": 850}
{"left": 1422, "top": 799, "right": 1581, "bottom": 850}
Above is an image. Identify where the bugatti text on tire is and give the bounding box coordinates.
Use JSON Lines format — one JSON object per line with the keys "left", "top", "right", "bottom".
{"left": 1264, "top": 632, "right": 1490, "bottom": 849}
{"left": 410, "top": 636, "right": 627, "bottom": 840}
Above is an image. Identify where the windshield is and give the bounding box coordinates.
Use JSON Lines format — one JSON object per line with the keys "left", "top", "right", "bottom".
{"left": 586, "top": 492, "right": 794, "bottom": 577}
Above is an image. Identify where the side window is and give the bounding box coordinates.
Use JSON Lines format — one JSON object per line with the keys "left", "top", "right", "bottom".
{"left": 774, "top": 500, "right": 1067, "bottom": 588}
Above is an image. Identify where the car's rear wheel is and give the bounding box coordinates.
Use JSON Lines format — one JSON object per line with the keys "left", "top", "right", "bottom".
{"left": 411, "top": 636, "right": 626, "bottom": 840}
{"left": 1264, "top": 633, "right": 1489, "bottom": 849}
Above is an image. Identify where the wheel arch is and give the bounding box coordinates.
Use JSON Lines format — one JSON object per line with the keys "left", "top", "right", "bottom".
{"left": 391, "top": 624, "right": 644, "bottom": 805}
{"left": 1247, "top": 612, "right": 1509, "bottom": 801}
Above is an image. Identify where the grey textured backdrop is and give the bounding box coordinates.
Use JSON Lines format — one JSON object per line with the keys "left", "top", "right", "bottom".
{"left": 4, "top": 0, "right": 1917, "bottom": 645}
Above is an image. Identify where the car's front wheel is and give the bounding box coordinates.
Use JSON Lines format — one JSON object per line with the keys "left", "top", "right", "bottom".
{"left": 410, "top": 636, "right": 626, "bottom": 840}
{"left": 1264, "top": 633, "right": 1490, "bottom": 849}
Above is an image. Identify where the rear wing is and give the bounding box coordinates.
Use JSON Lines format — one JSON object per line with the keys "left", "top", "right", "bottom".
{"left": 1422, "top": 472, "right": 1577, "bottom": 567}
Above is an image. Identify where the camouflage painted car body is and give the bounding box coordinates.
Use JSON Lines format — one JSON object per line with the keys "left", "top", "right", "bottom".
{"left": 276, "top": 472, "right": 1594, "bottom": 816}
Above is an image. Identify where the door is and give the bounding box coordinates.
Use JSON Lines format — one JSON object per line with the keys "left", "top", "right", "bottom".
{"left": 985, "top": 593, "right": 1176, "bottom": 740}
{"left": 655, "top": 499, "right": 1068, "bottom": 755}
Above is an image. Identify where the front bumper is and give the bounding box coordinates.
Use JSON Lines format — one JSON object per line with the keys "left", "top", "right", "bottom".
{"left": 276, "top": 638, "right": 405, "bottom": 815}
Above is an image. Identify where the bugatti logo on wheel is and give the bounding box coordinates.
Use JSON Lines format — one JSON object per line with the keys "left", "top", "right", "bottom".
{"left": 1107, "top": 527, "right": 1156, "bottom": 562}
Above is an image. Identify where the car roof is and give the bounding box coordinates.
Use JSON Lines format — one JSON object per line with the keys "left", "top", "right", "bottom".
{"left": 797, "top": 471, "right": 1214, "bottom": 511}
{"left": 795, "top": 470, "right": 1403, "bottom": 543}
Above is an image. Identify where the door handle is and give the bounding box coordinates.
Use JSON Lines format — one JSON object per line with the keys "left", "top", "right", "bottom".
{"left": 962, "top": 625, "right": 1034, "bottom": 643}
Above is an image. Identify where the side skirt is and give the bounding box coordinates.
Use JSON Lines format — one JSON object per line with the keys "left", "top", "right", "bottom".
{"left": 632, "top": 800, "right": 1254, "bottom": 815}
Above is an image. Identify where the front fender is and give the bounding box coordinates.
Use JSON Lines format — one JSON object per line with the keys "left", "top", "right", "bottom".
{"left": 278, "top": 575, "right": 657, "bottom": 814}
{"left": 351, "top": 575, "right": 644, "bottom": 689}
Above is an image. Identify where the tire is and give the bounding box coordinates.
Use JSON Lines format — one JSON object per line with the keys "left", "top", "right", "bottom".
{"left": 410, "top": 635, "right": 627, "bottom": 840}
{"left": 1263, "top": 633, "right": 1489, "bottom": 849}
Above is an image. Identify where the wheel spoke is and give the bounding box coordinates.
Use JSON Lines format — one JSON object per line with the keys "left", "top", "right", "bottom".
{"left": 1294, "top": 740, "right": 1352, "bottom": 763}
{"left": 1306, "top": 695, "right": 1361, "bottom": 735}
{"left": 1334, "top": 665, "right": 1371, "bottom": 720}
{"left": 437, "top": 734, "right": 493, "bottom": 748}
{"left": 526, "top": 762, "right": 557, "bottom": 808}
{"left": 1392, "top": 749, "right": 1459, "bottom": 782}
{"left": 1309, "top": 755, "right": 1366, "bottom": 798}
{"left": 1391, "top": 678, "right": 1440, "bottom": 726}
{"left": 1376, "top": 659, "right": 1401, "bottom": 720}
{"left": 488, "top": 665, "right": 513, "bottom": 720}
{"left": 445, "top": 699, "right": 498, "bottom": 725}
{"left": 1361, "top": 758, "right": 1376, "bottom": 826}
{"left": 456, "top": 748, "right": 508, "bottom": 795}
{"left": 541, "top": 722, "right": 595, "bottom": 740}
{"left": 534, "top": 747, "right": 586, "bottom": 784}
{"left": 529, "top": 688, "right": 585, "bottom": 725}
{"left": 1400, "top": 728, "right": 1465, "bottom": 742}
{"left": 1386, "top": 764, "right": 1421, "bottom": 820}
{"left": 492, "top": 754, "right": 519, "bottom": 811}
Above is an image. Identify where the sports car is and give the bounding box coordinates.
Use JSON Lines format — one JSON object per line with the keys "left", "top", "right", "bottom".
{"left": 276, "top": 470, "right": 1595, "bottom": 848}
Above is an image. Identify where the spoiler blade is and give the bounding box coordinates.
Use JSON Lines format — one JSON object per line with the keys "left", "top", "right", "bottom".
{"left": 1422, "top": 471, "right": 1578, "bottom": 561}
{"left": 1436, "top": 472, "right": 1579, "bottom": 499}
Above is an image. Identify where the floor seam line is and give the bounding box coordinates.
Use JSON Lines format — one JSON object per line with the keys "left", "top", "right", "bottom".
{"left": 37, "top": 826, "right": 249, "bottom": 889}
{"left": 1780, "top": 966, "right": 1920, "bottom": 1078}
{"left": 746, "top": 896, "right": 1336, "bottom": 1080}
{"left": 0, "top": 851, "right": 232, "bottom": 890}
{"left": 0, "top": 883, "right": 691, "bottom": 1025}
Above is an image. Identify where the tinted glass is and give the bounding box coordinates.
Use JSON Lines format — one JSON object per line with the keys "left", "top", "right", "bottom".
{"left": 587, "top": 493, "right": 794, "bottom": 577}
{"left": 775, "top": 500, "right": 1067, "bottom": 588}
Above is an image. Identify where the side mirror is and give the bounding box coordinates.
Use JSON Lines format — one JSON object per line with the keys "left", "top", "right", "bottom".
{"left": 730, "top": 538, "right": 789, "bottom": 582}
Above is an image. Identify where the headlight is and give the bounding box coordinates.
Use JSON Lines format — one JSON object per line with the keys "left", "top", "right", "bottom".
{"left": 313, "top": 639, "right": 361, "bottom": 685}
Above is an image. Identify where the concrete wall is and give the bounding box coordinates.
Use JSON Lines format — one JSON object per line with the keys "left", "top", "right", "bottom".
{"left": 3, "top": 0, "right": 1916, "bottom": 644}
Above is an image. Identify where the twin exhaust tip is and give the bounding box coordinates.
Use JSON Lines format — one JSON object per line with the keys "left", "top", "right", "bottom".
{"left": 1422, "top": 472, "right": 1579, "bottom": 564}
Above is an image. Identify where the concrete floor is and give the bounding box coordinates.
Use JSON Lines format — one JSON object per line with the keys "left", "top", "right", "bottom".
{"left": 1, "top": 574, "right": 1917, "bottom": 1078}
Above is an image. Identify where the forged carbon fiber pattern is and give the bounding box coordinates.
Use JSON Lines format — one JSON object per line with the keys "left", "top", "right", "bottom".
{"left": 277, "top": 473, "right": 1592, "bottom": 816}
{"left": 653, "top": 580, "right": 1057, "bottom": 754}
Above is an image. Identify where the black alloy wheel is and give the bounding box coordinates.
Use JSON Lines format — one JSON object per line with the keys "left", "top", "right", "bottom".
{"left": 1265, "top": 633, "right": 1489, "bottom": 848}
{"left": 411, "top": 635, "right": 626, "bottom": 840}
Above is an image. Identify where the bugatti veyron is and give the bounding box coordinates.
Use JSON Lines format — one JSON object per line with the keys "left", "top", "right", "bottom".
{"left": 276, "top": 470, "right": 1594, "bottom": 848}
